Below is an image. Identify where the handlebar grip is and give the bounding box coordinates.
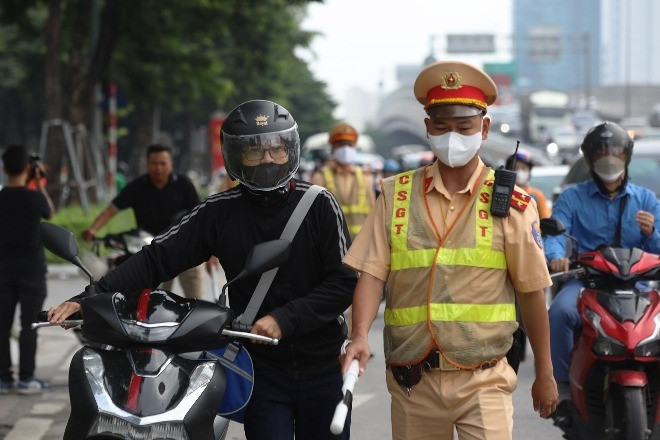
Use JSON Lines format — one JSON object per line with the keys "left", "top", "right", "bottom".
{"left": 36, "top": 311, "right": 82, "bottom": 322}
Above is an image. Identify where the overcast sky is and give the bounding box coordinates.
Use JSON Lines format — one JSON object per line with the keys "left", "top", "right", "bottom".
{"left": 300, "top": 0, "right": 513, "bottom": 109}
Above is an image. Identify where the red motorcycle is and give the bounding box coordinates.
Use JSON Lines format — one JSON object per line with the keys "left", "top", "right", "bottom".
{"left": 542, "top": 218, "right": 660, "bottom": 440}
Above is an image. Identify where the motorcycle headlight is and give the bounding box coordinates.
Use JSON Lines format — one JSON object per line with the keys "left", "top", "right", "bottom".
{"left": 88, "top": 414, "right": 189, "bottom": 440}
{"left": 592, "top": 337, "right": 627, "bottom": 356}
{"left": 635, "top": 340, "right": 660, "bottom": 357}
{"left": 635, "top": 313, "right": 660, "bottom": 357}
{"left": 585, "top": 307, "right": 627, "bottom": 356}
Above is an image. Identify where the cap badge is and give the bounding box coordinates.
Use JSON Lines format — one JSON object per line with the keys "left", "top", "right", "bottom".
{"left": 255, "top": 115, "right": 269, "bottom": 126}
{"left": 440, "top": 71, "right": 462, "bottom": 90}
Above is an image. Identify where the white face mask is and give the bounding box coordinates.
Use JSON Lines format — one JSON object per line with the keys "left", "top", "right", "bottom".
{"left": 516, "top": 170, "right": 530, "bottom": 186}
{"left": 428, "top": 128, "right": 483, "bottom": 168}
{"left": 593, "top": 156, "right": 626, "bottom": 182}
{"left": 333, "top": 146, "right": 357, "bottom": 165}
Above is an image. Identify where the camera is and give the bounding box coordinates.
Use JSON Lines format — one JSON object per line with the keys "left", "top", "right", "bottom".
{"left": 27, "top": 154, "right": 44, "bottom": 181}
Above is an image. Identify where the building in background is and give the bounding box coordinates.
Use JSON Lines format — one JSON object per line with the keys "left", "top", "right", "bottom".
{"left": 513, "top": 0, "right": 601, "bottom": 101}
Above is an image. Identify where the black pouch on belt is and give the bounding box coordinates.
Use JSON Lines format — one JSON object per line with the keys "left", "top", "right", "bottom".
{"left": 506, "top": 327, "right": 526, "bottom": 374}
{"left": 391, "top": 364, "right": 423, "bottom": 389}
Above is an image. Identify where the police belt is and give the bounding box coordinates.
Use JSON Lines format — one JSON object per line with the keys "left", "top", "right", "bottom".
{"left": 391, "top": 351, "right": 501, "bottom": 391}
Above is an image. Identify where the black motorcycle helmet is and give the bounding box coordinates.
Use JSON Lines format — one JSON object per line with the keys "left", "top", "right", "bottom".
{"left": 580, "top": 121, "right": 633, "bottom": 193}
{"left": 221, "top": 100, "right": 300, "bottom": 191}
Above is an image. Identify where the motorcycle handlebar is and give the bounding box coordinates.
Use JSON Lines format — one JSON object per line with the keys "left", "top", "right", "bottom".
{"left": 36, "top": 310, "right": 82, "bottom": 322}
{"left": 550, "top": 267, "right": 586, "bottom": 279}
{"left": 31, "top": 310, "right": 84, "bottom": 330}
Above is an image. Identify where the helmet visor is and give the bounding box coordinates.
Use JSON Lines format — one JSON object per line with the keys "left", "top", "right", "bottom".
{"left": 223, "top": 125, "right": 300, "bottom": 191}
{"left": 590, "top": 143, "right": 626, "bottom": 158}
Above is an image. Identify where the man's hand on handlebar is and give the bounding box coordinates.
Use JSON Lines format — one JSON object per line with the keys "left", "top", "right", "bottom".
{"left": 48, "top": 301, "right": 82, "bottom": 329}
{"left": 549, "top": 257, "right": 570, "bottom": 274}
{"left": 250, "top": 315, "right": 282, "bottom": 345}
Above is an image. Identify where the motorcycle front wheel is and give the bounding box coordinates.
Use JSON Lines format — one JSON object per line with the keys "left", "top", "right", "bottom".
{"left": 611, "top": 385, "right": 649, "bottom": 440}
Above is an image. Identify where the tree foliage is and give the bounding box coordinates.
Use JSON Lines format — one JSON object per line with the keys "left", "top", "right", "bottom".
{"left": 0, "top": 0, "right": 335, "bottom": 188}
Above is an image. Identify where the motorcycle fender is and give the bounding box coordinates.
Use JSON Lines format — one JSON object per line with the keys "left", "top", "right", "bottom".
{"left": 609, "top": 370, "right": 648, "bottom": 387}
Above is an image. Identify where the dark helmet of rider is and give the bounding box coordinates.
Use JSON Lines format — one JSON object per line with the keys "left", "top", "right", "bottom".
{"left": 580, "top": 121, "right": 633, "bottom": 194}
{"left": 221, "top": 100, "right": 300, "bottom": 192}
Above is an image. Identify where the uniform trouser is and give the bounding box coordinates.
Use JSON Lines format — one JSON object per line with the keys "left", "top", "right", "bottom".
{"left": 386, "top": 359, "right": 516, "bottom": 440}
{"left": 160, "top": 264, "right": 205, "bottom": 299}
{"left": 243, "top": 361, "right": 350, "bottom": 440}
{"left": 0, "top": 275, "right": 47, "bottom": 382}
{"left": 548, "top": 278, "right": 584, "bottom": 382}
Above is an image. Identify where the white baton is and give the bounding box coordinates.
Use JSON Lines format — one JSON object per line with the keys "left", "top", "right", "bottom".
{"left": 330, "top": 359, "right": 360, "bottom": 435}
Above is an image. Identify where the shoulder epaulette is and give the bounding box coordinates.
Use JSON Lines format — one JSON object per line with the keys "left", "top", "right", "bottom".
{"left": 510, "top": 189, "right": 531, "bottom": 212}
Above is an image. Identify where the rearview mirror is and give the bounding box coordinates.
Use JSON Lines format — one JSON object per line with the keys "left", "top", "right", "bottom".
{"left": 539, "top": 218, "right": 566, "bottom": 236}
{"left": 40, "top": 222, "right": 79, "bottom": 261}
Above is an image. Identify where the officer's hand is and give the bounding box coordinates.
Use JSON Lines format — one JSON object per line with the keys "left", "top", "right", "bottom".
{"left": 549, "top": 258, "right": 570, "bottom": 274}
{"left": 47, "top": 301, "right": 82, "bottom": 329}
{"left": 636, "top": 210, "right": 655, "bottom": 236}
{"left": 250, "top": 314, "right": 282, "bottom": 344}
{"left": 340, "top": 337, "right": 370, "bottom": 376}
{"left": 82, "top": 229, "right": 95, "bottom": 243}
{"left": 531, "top": 374, "right": 558, "bottom": 418}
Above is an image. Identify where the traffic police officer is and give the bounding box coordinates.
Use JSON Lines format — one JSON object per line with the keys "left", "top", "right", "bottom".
{"left": 312, "top": 122, "right": 376, "bottom": 241}
{"left": 340, "top": 60, "right": 558, "bottom": 440}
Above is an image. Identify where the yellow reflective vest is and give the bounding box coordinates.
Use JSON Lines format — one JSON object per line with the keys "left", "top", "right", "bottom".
{"left": 322, "top": 166, "right": 371, "bottom": 239}
{"left": 382, "top": 166, "right": 518, "bottom": 368}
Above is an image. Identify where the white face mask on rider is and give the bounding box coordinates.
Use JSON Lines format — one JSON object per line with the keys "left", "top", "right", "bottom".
{"left": 333, "top": 146, "right": 357, "bottom": 165}
{"left": 428, "top": 124, "right": 483, "bottom": 168}
{"left": 593, "top": 155, "right": 626, "bottom": 182}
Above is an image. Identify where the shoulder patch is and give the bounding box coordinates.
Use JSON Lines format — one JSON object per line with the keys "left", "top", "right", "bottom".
{"left": 510, "top": 189, "right": 531, "bottom": 212}
{"left": 531, "top": 220, "right": 543, "bottom": 249}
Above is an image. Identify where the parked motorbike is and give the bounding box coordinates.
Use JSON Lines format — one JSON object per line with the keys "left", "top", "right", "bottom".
{"left": 541, "top": 218, "right": 660, "bottom": 440}
{"left": 81, "top": 229, "right": 154, "bottom": 280}
{"left": 33, "top": 222, "right": 290, "bottom": 440}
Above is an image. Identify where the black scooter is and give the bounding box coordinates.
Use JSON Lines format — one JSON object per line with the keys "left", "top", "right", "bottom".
{"left": 33, "top": 222, "right": 289, "bottom": 440}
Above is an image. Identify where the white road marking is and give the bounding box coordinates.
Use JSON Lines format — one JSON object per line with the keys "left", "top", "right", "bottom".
{"left": 4, "top": 417, "right": 52, "bottom": 440}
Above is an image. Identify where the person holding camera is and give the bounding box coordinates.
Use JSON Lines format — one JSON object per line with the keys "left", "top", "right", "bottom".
{"left": 0, "top": 144, "right": 55, "bottom": 394}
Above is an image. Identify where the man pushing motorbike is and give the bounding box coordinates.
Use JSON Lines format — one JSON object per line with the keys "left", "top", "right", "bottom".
{"left": 48, "top": 99, "right": 357, "bottom": 440}
{"left": 545, "top": 121, "right": 660, "bottom": 423}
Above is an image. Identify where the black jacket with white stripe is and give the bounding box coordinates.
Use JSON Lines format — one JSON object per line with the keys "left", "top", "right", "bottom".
{"left": 94, "top": 179, "right": 357, "bottom": 379}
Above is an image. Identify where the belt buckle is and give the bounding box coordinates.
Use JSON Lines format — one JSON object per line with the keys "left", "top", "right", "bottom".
{"left": 480, "top": 359, "right": 498, "bottom": 370}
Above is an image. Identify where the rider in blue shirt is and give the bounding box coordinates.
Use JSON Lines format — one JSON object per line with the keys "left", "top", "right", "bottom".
{"left": 545, "top": 121, "right": 660, "bottom": 413}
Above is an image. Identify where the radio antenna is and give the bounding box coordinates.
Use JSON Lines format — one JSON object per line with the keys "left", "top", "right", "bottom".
{"left": 510, "top": 140, "right": 521, "bottom": 171}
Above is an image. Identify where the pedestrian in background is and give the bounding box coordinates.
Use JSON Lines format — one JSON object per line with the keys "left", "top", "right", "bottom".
{"left": 81, "top": 144, "right": 207, "bottom": 299}
{"left": 341, "top": 60, "right": 558, "bottom": 440}
{"left": 0, "top": 144, "right": 55, "bottom": 394}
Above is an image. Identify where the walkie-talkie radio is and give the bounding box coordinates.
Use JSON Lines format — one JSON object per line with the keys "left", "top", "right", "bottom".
{"left": 490, "top": 141, "right": 520, "bottom": 217}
